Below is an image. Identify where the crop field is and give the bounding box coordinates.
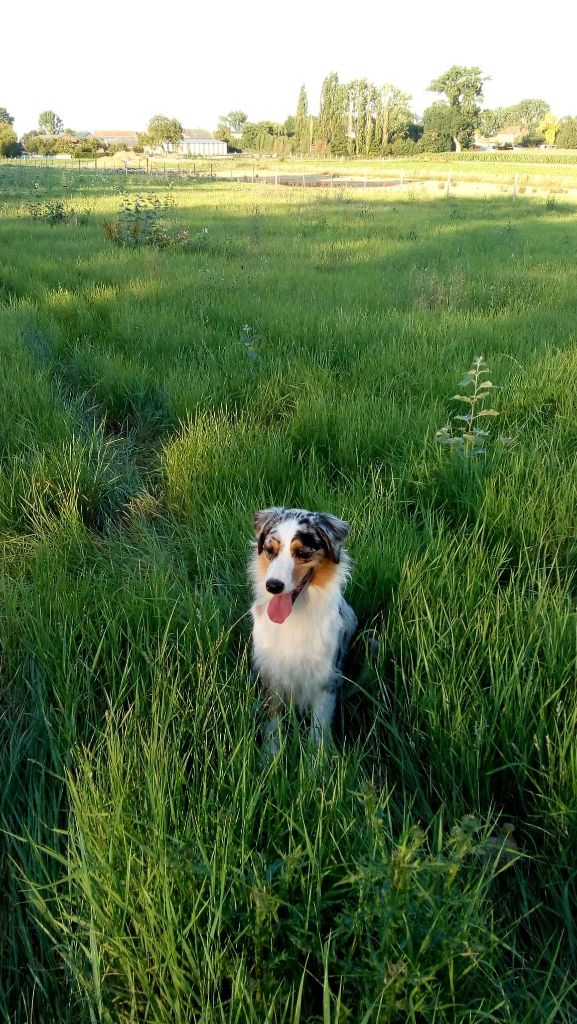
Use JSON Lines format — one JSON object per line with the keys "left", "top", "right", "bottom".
{"left": 1, "top": 163, "right": 577, "bottom": 1022}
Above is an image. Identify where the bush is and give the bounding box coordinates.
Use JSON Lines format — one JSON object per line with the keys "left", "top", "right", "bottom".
{"left": 521, "top": 135, "right": 545, "bottom": 148}
{"left": 416, "top": 134, "right": 453, "bottom": 153}
{"left": 25, "top": 199, "right": 90, "bottom": 226}
{"left": 0, "top": 123, "right": 21, "bottom": 157}
{"left": 390, "top": 137, "right": 419, "bottom": 156}
{"left": 71, "top": 137, "right": 103, "bottom": 159}
{"left": 104, "top": 194, "right": 205, "bottom": 251}
{"left": 52, "top": 138, "right": 75, "bottom": 155}
{"left": 555, "top": 117, "right": 577, "bottom": 149}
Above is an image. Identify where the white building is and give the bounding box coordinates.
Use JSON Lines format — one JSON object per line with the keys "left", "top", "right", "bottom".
{"left": 178, "top": 131, "right": 227, "bottom": 156}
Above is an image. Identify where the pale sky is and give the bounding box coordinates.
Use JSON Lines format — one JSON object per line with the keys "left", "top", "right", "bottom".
{"left": 2, "top": 0, "right": 575, "bottom": 136}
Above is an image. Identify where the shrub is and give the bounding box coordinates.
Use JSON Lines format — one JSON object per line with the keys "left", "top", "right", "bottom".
{"left": 71, "top": 137, "right": 103, "bottom": 159}
{"left": 0, "top": 123, "right": 21, "bottom": 157}
{"left": 25, "top": 199, "right": 90, "bottom": 226}
{"left": 104, "top": 194, "right": 206, "bottom": 251}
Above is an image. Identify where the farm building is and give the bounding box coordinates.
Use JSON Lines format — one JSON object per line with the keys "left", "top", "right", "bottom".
{"left": 92, "top": 127, "right": 227, "bottom": 156}
{"left": 491, "top": 123, "right": 528, "bottom": 147}
{"left": 178, "top": 130, "right": 227, "bottom": 156}
{"left": 93, "top": 130, "right": 139, "bottom": 148}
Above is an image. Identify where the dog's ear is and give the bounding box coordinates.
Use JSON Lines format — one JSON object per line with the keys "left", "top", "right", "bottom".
{"left": 253, "top": 507, "right": 283, "bottom": 553}
{"left": 313, "top": 513, "right": 349, "bottom": 564}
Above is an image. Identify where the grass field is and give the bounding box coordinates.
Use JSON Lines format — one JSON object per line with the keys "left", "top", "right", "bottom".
{"left": 1, "top": 161, "right": 577, "bottom": 1022}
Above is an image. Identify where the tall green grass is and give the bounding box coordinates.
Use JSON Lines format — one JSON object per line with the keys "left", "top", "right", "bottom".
{"left": 1, "top": 166, "right": 577, "bottom": 1021}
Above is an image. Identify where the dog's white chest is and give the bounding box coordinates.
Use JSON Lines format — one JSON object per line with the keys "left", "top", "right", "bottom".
{"left": 251, "top": 593, "right": 349, "bottom": 710}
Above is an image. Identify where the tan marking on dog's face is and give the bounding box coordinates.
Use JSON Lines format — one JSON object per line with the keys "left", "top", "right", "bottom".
{"left": 289, "top": 539, "right": 321, "bottom": 584}
{"left": 290, "top": 538, "right": 316, "bottom": 562}
{"left": 309, "top": 552, "right": 339, "bottom": 589}
{"left": 258, "top": 535, "right": 281, "bottom": 579}
{"left": 262, "top": 536, "right": 280, "bottom": 560}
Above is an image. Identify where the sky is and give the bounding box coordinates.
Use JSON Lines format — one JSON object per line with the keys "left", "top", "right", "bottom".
{"left": 2, "top": 0, "right": 575, "bottom": 136}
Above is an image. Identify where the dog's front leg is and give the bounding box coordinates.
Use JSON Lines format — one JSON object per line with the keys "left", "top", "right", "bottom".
{"left": 310, "top": 687, "right": 337, "bottom": 747}
{"left": 262, "top": 714, "right": 281, "bottom": 757}
{"left": 262, "top": 694, "right": 283, "bottom": 758}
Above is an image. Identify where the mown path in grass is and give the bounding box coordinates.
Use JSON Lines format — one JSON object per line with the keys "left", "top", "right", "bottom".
{"left": 1, "top": 166, "right": 577, "bottom": 1022}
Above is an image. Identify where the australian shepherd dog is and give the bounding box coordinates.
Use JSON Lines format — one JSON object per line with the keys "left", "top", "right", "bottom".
{"left": 249, "top": 507, "right": 357, "bottom": 752}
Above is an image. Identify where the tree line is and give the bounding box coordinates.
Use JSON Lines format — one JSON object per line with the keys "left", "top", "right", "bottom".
{"left": 217, "top": 68, "right": 577, "bottom": 155}
{"left": 3, "top": 72, "right": 577, "bottom": 160}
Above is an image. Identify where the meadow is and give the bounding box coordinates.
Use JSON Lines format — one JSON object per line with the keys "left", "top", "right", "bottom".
{"left": 1, "top": 160, "right": 577, "bottom": 1022}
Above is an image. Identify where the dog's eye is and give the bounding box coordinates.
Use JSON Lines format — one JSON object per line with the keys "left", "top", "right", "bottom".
{"left": 294, "top": 549, "right": 312, "bottom": 561}
{"left": 264, "top": 547, "right": 276, "bottom": 560}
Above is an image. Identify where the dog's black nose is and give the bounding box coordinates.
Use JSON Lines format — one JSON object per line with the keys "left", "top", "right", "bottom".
{"left": 266, "top": 578, "right": 284, "bottom": 594}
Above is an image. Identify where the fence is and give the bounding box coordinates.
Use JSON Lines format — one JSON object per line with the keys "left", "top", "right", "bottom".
{"left": 2, "top": 157, "right": 574, "bottom": 197}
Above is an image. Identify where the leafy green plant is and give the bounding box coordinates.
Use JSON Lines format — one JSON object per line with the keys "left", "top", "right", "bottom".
{"left": 25, "top": 198, "right": 90, "bottom": 225}
{"left": 436, "top": 356, "right": 503, "bottom": 455}
{"left": 104, "top": 193, "right": 162, "bottom": 247}
{"left": 104, "top": 193, "right": 205, "bottom": 251}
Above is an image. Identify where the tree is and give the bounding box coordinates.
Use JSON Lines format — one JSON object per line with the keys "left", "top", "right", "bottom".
{"left": 0, "top": 123, "right": 19, "bottom": 156}
{"left": 480, "top": 99, "right": 550, "bottom": 138}
{"left": 317, "top": 72, "right": 348, "bottom": 155}
{"left": 38, "top": 110, "right": 64, "bottom": 135}
{"left": 427, "top": 65, "right": 488, "bottom": 150}
{"left": 537, "top": 113, "right": 558, "bottom": 145}
{"left": 420, "top": 102, "right": 458, "bottom": 152}
{"left": 377, "top": 84, "right": 413, "bottom": 147}
{"left": 294, "top": 84, "right": 309, "bottom": 154}
{"left": 217, "top": 111, "right": 248, "bottom": 142}
{"left": 240, "top": 121, "right": 288, "bottom": 153}
{"left": 478, "top": 107, "right": 508, "bottom": 136}
{"left": 226, "top": 110, "right": 247, "bottom": 133}
{"left": 215, "top": 118, "right": 232, "bottom": 144}
{"left": 344, "top": 79, "right": 377, "bottom": 155}
{"left": 0, "top": 108, "right": 14, "bottom": 126}
{"left": 555, "top": 116, "right": 577, "bottom": 149}
{"left": 21, "top": 130, "right": 42, "bottom": 152}
{"left": 510, "top": 98, "right": 550, "bottom": 133}
{"left": 146, "top": 115, "right": 184, "bottom": 152}
{"left": 71, "top": 136, "right": 103, "bottom": 159}
{"left": 429, "top": 65, "right": 489, "bottom": 107}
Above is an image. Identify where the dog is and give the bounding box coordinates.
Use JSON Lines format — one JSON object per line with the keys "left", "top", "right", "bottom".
{"left": 249, "top": 507, "right": 357, "bottom": 752}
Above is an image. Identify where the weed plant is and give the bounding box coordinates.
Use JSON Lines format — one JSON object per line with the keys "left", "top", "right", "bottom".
{"left": 436, "top": 356, "right": 502, "bottom": 455}
{"left": 1, "top": 166, "right": 577, "bottom": 1022}
{"left": 25, "top": 198, "right": 91, "bottom": 225}
{"left": 104, "top": 193, "right": 206, "bottom": 251}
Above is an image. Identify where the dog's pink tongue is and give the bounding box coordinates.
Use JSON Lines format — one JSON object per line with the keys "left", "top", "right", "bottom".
{"left": 267, "top": 592, "right": 293, "bottom": 624}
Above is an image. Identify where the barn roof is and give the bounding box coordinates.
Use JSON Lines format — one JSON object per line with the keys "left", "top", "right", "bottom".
{"left": 93, "top": 130, "right": 139, "bottom": 139}
{"left": 182, "top": 128, "right": 215, "bottom": 139}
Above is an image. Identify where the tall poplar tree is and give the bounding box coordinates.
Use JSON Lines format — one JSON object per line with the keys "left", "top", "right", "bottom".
{"left": 318, "top": 72, "right": 347, "bottom": 155}
{"left": 294, "top": 84, "right": 309, "bottom": 154}
{"left": 377, "top": 85, "right": 413, "bottom": 147}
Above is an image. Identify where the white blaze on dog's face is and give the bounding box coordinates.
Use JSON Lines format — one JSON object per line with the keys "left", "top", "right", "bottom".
{"left": 253, "top": 508, "right": 349, "bottom": 624}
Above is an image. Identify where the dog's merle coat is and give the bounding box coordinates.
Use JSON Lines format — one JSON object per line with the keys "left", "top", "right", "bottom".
{"left": 249, "top": 507, "right": 357, "bottom": 751}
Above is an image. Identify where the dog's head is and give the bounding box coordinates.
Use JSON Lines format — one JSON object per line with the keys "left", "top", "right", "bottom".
{"left": 251, "top": 507, "right": 350, "bottom": 623}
